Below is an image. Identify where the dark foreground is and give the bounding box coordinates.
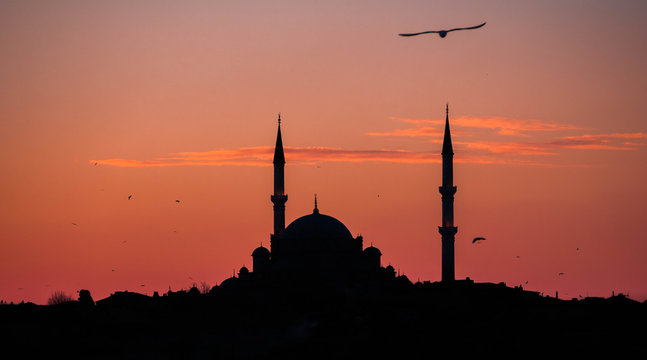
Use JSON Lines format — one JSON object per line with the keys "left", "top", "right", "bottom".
{"left": 2, "top": 279, "right": 645, "bottom": 359}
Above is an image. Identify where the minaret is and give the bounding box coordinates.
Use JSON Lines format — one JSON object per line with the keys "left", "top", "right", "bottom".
{"left": 439, "top": 104, "right": 457, "bottom": 282}
{"left": 271, "top": 114, "right": 287, "bottom": 257}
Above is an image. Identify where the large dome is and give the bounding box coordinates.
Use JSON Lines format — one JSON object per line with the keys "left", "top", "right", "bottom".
{"left": 283, "top": 211, "right": 353, "bottom": 241}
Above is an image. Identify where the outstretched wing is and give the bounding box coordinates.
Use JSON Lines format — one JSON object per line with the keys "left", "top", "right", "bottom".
{"left": 446, "top": 22, "right": 486, "bottom": 33}
{"left": 398, "top": 30, "right": 440, "bottom": 37}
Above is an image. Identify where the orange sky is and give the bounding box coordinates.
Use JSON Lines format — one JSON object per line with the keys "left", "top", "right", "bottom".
{"left": 2, "top": 1, "right": 647, "bottom": 304}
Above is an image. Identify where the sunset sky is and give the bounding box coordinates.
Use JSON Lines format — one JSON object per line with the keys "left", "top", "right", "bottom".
{"left": 2, "top": 0, "right": 647, "bottom": 304}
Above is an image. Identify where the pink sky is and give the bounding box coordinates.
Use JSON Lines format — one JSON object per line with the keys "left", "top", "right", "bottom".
{"left": 1, "top": 0, "right": 647, "bottom": 304}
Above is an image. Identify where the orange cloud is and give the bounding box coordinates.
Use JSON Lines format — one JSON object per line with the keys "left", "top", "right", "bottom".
{"left": 92, "top": 146, "right": 441, "bottom": 167}
{"left": 371, "top": 116, "right": 579, "bottom": 137}
{"left": 454, "top": 141, "right": 559, "bottom": 156}
{"left": 548, "top": 133, "right": 647, "bottom": 150}
{"left": 92, "top": 145, "right": 595, "bottom": 168}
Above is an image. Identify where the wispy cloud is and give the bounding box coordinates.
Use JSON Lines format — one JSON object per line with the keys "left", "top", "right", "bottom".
{"left": 369, "top": 116, "right": 579, "bottom": 137}
{"left": 92, "top": 117, "right": 645, "bottom": 169}
{"left": 547, "top": 133, "right": 647, "bottom": 150}
{"left": 93, "top": 146, "right": 441, "bottom": 167}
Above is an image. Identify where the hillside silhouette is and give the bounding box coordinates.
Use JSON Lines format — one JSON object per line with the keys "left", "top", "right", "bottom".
{"left": 1, "top": 278, "right": 646, "bottom": 359}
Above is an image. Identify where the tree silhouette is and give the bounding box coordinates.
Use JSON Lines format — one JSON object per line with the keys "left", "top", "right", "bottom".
{"left": 47, "top": 290, "right": 74, "bottom": 305}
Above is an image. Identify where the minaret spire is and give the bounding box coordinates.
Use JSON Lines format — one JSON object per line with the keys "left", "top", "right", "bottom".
{"left": 313, "top": 194, "right": 319, "bottom": 214}
{"left": 439, "top": 104, "right": 457, "bottom": 282}
{"left": 271, "top": 114, "right": 288, "bottom": 258}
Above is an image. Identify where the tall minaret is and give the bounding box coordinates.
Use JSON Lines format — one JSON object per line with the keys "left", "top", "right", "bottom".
{"left": 271, "top": 114, "right": 287, "bottom": 256}
{"left": 439, "top": 104, "right": 457, "bottom": 282}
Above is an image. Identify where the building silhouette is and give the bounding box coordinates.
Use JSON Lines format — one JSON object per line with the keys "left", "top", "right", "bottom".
{"left": 439, "top": 104, "right": 457, "bottom": 282}
{"left": 247, "top": 114, "right": 383, "bottom": 283}
{"left": 245, "top": 108, "right": 459, "bottom": 283}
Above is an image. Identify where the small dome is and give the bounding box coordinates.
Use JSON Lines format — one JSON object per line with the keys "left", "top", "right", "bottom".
{"left": 252, "top": 246, "right": 270, "bottom": 257}
{"left": 239, "top": 266, "right": 249, "bottom": 275}
{"left": 363, "top": 246, "right": 382, "bottom": 256}
{"left": 283, "top": 211, "right": 353, "bottom": 241}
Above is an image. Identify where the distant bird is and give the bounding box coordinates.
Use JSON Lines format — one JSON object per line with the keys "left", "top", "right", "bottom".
{"left": 524, "top": 281, "right": 529, "bottom": 285}
{"left": 399, "top": 22, "right": 486, "bottom": 38}
{"left": 17, "top": 288, "right": 23, "bottom": 290}
{"left": 377, "top": 194, "right": 380, "bottom": 198}
{"left": 122, "top": 240, "right": 127, "bottom": 244}
{"left": 111, "top": 269, "right": 115, "bottom": 272}
{"left": 94, "top": 162, "right": 98, "bottom": 166}
{"left": 175, "top": 200, "right": 180, "bottom": 203}
{"left": 558, "top": 272, "right": 565, "bottom": 276}
{"left": 472, "top": 237, "right": 486, "bottom": 244}
{"left": 71, "top": 222, "right": 79, "bottom": 227}
{"left": 128, "top": 194, "right": 133, "bottom": 200}
{"left": 515, "top": 256, "right": 520, "bottom": 258}
{"left": 576, "top": 247, "right": 580, "bottom": 251}
{"left": 140, "top": 284, "right": 145, "bottom": 287}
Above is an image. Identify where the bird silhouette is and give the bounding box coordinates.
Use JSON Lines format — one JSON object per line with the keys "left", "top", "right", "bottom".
{"left": 71, "top": 222, "right": 79, "bottom": 226}
{"left": 175, "top": 200, "right": 180, "bottom": 203}
{"left": 128, "top": 194, "right": 133, "bottom": 200}
{"left": 399, "top": 22, "right": 486, "bottom": 38}
{"left": 472, "top": 237, "right": 486, "bottom": 244}
{"left": 558, "top": 272, "right": 565, "bottom": 276}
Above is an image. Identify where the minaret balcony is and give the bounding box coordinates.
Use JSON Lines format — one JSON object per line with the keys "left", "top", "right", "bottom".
{"left": 271, "top": 194, "right": 288, "bottom": 203}
{"left": 438, "top": 226, "right": 457, "bottom": 236}
{"left": 438, "top": 185, "right": 457, "bottom": 195}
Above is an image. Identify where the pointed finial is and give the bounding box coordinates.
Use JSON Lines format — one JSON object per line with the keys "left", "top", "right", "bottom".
{"left": 446, "top": 103, "right": 449, "bottom": 118}
{"left": 313, "top": 193, "right": 319, "bottom": 214}
{"left": 278, "top": 112, "right": 281, "bottom": 125}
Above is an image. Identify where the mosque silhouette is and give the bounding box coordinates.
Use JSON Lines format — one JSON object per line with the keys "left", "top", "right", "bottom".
{"left": 230, "top": 105, "right": 458, "bottom": 286}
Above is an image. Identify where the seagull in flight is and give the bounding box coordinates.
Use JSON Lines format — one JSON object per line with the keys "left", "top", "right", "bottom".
{"left": 399, "top": 22, "right": 486, "bottom": 38}
{"left": 472, "top": 237, "right": 486, "bottom": 244}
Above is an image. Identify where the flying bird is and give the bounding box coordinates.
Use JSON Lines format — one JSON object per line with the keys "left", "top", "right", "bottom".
{"left": 472, "top": 237, "right": 486, "bottom": 244}
{"left": 71, "top": 222, "right": 79, "bottom": 227}
{"left": 399, "top": 22, "right": 486, "bottom": 38}
{"left": 558, "top": 272, "right": 565, "bottom": 276}
{"left": 175, "top": 200, "right": 180, "bottom": 203}
{"left": 128, "top": 194, "right": 133, "bottom": 200}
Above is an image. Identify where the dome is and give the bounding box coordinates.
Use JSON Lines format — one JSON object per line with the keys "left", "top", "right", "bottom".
{"left": 283, "top": 211, "right": 353, "bottom": 241}
{"left": 252, "top": 246, "right": 270, "bottom": 257}
{"left": 363, "top": 246, "right": 382, "bottom": 256}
